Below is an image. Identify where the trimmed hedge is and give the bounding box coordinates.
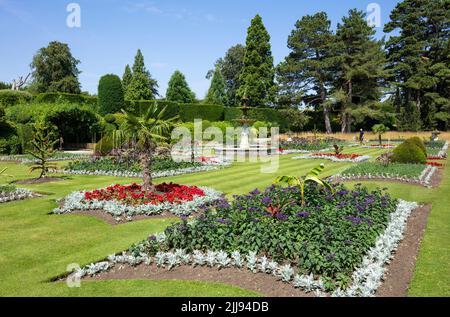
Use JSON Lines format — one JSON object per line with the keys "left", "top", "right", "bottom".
{"left": 98, "top": 74, "right": 124, "bottom": 115}
{"left": 126, "top": 100, "right": 179, "bottom": 119}
{"left": 35, "top": 92, "right": 97, "bottom": 107}
{"left": 179, "top": 104, "right": 224, "bottom": 122}
{"left": 392, "top": 139, "right": 427, "bottom": 164}
{"left": 406, "top": 137, "right": 427, "bottom": 156}
{"left": 0, "top": 90, "right": 33, "bottom": 107}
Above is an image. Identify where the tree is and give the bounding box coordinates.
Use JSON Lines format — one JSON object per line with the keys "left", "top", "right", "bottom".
{"left": 27, "top": 122, "right": 58, "bottom": 179}
{"left": 333, "top": 9, "right": 389, "bottom": 133}
{"left": 237, "top": 15, "right": 276, "bottom": 107}
{"left": 166, "top": 71, "right": 195, "bottom": 103}
{"left": 98, "top": 74, "right": 124, "bottom": 115}
{"left": 372, "top": 124, "right": 390, "bottom": 145}
{"left": 211, "top": 44, "right": 246, "bottom": 106}
{"left": 30, "top": 41, "right": 81, "bottom": 94}
{"left": 277, "top": 12, "right": 337, "bottom": 133}
{"left": 124, "top": 49, "right": 158, "bottom": 100}
{"left": 384, "top": 0, "right": 449, "bottom": 130}
{"left": 122, "top": 65, "right": 132, "bottom": 92}
{"left": 120, "top": 103, "right": 177, "bottom": 192}
{"left": 205, "top": 66, "right": 227, "bottom": 105}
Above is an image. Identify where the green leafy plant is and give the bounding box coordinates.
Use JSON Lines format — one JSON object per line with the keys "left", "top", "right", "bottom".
{"left": 27, "top": 123, "right": 58, "bottom": 179}
{"left": 274, "top": 163, "right": 334, "bottom": 207}
{"left": 120, "top": 102, "right": 177, "bottom": 192}
{"left": 372, "top": 124, "right": 390, "bottom": 146}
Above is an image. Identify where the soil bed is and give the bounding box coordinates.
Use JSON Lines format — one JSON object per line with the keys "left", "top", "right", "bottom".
{"left": 16, "top": 177, "right": 66, "bottom": 185}
{"left": 83, "top": 204, "right": 431, "bottom": 297}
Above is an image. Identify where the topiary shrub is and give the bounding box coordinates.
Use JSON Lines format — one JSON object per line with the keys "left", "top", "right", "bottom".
{"left": 391, "top": 140, "right": 427, "bottom": 164}
{"left": 98, "top": 74, "right": 124, "bottom": 115}
{"left": 0, "top": 90, "right": 33, "bottom": 107}
{"left": 405, "top": 137, "right": 427, "bottom": 157}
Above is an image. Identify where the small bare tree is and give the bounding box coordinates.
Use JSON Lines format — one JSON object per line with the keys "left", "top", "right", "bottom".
{"left": 11, "top": 73, "right": 30, "bottom": 91}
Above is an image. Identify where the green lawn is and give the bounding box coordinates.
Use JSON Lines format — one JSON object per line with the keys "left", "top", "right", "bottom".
{"left": 0, "top": 147, "right": 448, "bottom": 296}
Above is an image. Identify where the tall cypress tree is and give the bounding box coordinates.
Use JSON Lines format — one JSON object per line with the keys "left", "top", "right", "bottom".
{"left": 277, "top": 12, "right": 337, "bottom": 133}
{"left": 333, "top": 9, "right": 389, "bottom": 132}
{"left": 124, "top": 49, "right": 158, "bottom": 100}
{"left": 205, "top": 66, "right": 227, "bottom": 105}
{"left": 237, "top": 15, "right": 276, "bottom": 107}
{"left": 122, "top": 65, "right": 132, "bottom": 93}
{"left": 166, "top": 70, "right": 195, "bottom": 103}
{"left": 384, "top": 0, "right": 449, "bottom": 130}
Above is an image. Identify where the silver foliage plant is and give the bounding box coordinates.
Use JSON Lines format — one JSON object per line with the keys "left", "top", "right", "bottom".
{"left": 0, "top": 188, "right": 35, "bottom": 203}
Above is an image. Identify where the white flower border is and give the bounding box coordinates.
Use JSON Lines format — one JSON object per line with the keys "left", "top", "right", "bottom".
{"left": 51, "top": 162, "right": 231, "bottom": 179}
{"left": 293, "top": 154, "right": 371, "bottom": 163}
{"left": 0, "top": 188, "right": 35, "bottom": 203}
{"left": 361, "top": 145, "right": 396, "bottom": 149}
{"left": 0, "top": 154, "right": 89, "bottom": 164}
{"left": 332, "top": 165, "right": 437, "bottom": 188}
{"left": 53, "top": 186, "right": 223, "bottom": 217}
{"left": 436, "top": 141, "right": 449, "bottom": 158}
{"left": 72, "top": 199, "right": 418, "bottom": 297}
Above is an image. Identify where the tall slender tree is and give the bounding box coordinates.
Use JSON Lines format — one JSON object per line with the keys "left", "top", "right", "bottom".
{"left": 277, "top": 12, "right": 337, "bottom": 133}
{"left": 166, "top": 71, "right": 195, "bottom": 103}
{"left": 124, "top": 49, "right": 158, "bottom": 100}
{"left": 220, "top": 44, "right": 245, "bottom": 106}
{"left": 122, "top": 65, "right": 132, "bottom": 93}
{"left": 237, "top": 15, "right": 276, "bottom": 107}
{"left": 384, "top": 0, "right": 449, "bottom": 130}
{"left": 205, "top": 66, "right": 227, "bottom": 105}
{"left": 333, "top": 9, "right": 389, "bottom": 133}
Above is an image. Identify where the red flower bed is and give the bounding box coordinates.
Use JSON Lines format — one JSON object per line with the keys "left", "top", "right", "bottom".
{"left": 369, "top": 144, "right": 395, "bottom": 148}
{"left": 426, "top": 162, "right": 444, "bottom": 168}
{"left": 83, "top": 183, "right": 205, "bottom": 205}
{"left": 427, "top": 156, "right": 445, "bottom": 160}
{"left": 312, "top": 153, "right": 362, "bottom": 160}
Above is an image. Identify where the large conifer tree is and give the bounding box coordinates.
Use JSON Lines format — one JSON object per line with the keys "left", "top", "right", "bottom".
{"left": 124, "top": 49, "right": 158, "bottom": 100}
{"left": 205, "top": 66, "right": 227, "bottom": 105}
{"left": 237, "top": 15, "right": 276, "bottom": 107}
{"left": 166, "top": 71, "right": 195, "bottom": 103}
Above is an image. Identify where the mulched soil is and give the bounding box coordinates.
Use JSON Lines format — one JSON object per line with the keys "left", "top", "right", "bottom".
{"left": 335, "top": 167, "right": 443, "bottom": 188}
{"left": 15, "top": 177, "right": 66, "bottom": 185}
{"left": 83, "top": 204, "right": 431, "bottom": 297}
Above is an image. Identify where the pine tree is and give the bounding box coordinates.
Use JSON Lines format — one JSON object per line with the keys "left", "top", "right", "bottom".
{"left": 205, "top": 66, "right": 227, "bottom": 105}
{"left": 276, "top": 12, "right": 337, "bottom": 133}
{"left": 237, "top": 15, "right": 276, "bottom": 107}
{"left": 333, "top": 9, "right": 389, "bottom": 133}
{"left": 384, "top": 0, "right": 449, "bottom": 130}
{"left": 122, "top": 65, "right": 132, "bottom": 92}
{"left": 166, "top": 71, "right": 195, "bottom": 103}
{"left": 220, "top": 44, "right": 245, "bottom": 106}
{"left": 124, "top": 49, "right": 158, "bottom": 100}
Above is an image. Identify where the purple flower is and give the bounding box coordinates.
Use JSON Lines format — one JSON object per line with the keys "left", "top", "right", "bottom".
{"left": 337, "top": 190, "right": 348, "bottom": 196}
{"left": 149, "top": 235, "right": 156, "bottom": 241}
{"left": 346, "top": 216, "right": 363, "bottom": 225}
{"left": 250, "top": 188, "right": 261, "bottom": 195}
{"left": 296, "top": 211, "right": 310, "bottom": 218}
{"left": 336, "top": 201, "right": 347, "bottom": 208}
{"left": 276, "top": 213, "right": 288, "bottom": 221}
{"left": 262, "top": 196, "right": 272, "bottom": 204}
{"left": 352, "top": 191, "right": 360, "bottom": 197}
{"left": 252, "top": 218, "right": 261, "bottom": 223}
{"left": 356, "top": 204, "right": 366, "bottom": 212}
{"left": 326, "top": 253, "right": 336, "bottom": 261}
{"left": 216, "top": 218, "right": 229, "bottom": 224}
{"left": 344, "top": 239, "right": 353, "bottom": 245}
{"left": 180, "top": 215, "right": 188, "bottom": 221}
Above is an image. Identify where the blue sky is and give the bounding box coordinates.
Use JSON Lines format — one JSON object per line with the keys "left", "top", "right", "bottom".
{"left": 0, "top": 0, "right": 401, "bottom": 97}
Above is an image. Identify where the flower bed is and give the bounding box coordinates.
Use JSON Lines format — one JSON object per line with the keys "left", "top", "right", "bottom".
{"left": 426, "top": 141, "right": 448, "bottom": 159}
{"left": 426, "top": 162, "right": 444, "bottom": 168}
{"left": 280, "top": 137, "right": 346, "bottom": 152}
{"left": 53, "top": 183, "right": 222, "bottom": 218}
{"left": 293, "top": 153, "right": 370, "bottom": 163}
{"left": 334, "top": 162, "right": 437, "bottom": 187}
{"left": 52, "top": 156, "right": 231, "bottom": 179}
{"left": 0, "top": 152, "right": 89, "bottom": 164}
{"left": 362, "top": 144, "right": 396, "bottom": 149}
{"left": 0, "top": 187, "right": 35, "bottom": 203}
{"left": 73, "top": 184, "right": 419, "bottom": 297}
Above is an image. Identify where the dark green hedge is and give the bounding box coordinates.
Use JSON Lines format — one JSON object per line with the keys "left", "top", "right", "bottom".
{"left": 179, "top": 104, "right": 224, "bottom": 122}
{"left": 126, "top": 100, "right": 180, "bottom": 120}
{"left": 224, "top": 107, "right": 243, "bottom": 121}
{"left": 0, "top": 90, "right": 33, "bottom": 107}
{"left": 98, "top": 74, "right": 124, "bottom": 115}
{"left": 35, "top": 92, "right": 97, "bottom": 106}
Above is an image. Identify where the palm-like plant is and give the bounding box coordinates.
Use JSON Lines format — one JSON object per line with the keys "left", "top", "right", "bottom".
{"left": 372, "top": 124, "right": 389, "bottom": 146}
{"left": 121, "top": 103, "right": 177, "bottom": 192}
{"left": 27, "top": 123, "right": 58, "bottom": 179}
{"left": 274, "top": 164, "right": 334, "bottom": 207}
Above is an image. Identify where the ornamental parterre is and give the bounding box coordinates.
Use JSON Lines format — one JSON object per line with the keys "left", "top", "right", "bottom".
{"left": 73, "top": 184, "right": 419, "bottom": 297}
{"left": 293, "top": 153, "right": 371, "bottom": 163}
{"left": 53, "top": 183, "right": 222, "bottom": 218}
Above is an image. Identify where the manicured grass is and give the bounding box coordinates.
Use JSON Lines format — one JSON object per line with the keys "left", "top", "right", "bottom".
{"left": 0, "top": 146, "right": 448, "bottom": 296}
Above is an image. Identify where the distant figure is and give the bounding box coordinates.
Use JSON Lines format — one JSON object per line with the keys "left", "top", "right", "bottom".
{"left": 359, "top": 129, "right": 365, "bottom": 144}
{"left": 59, "top": 137, "right": 64, "bottom": 151}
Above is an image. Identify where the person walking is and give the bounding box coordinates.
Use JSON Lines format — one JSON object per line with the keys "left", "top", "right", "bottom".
{"left": 359, "top": 129, "right": 365, "bottom": 144}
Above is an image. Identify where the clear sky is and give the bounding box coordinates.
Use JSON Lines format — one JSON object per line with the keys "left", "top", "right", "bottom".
{"left": 0, "top": 0, "right": 401, "bottom": 98}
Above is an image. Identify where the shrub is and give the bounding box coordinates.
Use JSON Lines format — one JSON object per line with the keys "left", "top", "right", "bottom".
{"left": 0, "top": 90, "right": 33, "bottom": 107}
{"left": 35, "top": 92, "right": 97, "bottom": 107}
{"left": 406, "top": 137, "right": 427, "bottom": 156}
{"left": 391, "top": 140, "right": 427, "bottom": 164}
{"left": 98, "top": 74, "right": 124, "bottom": 115}
{"left": 104, "top": 114, "right": 116, "bottom": 124}
{"left": 179, "top": 104, "right": 224, "bottom": 122}
{"left": 126, "top": 100, "right": 179, "bottom": 119}
{"left": 95, "top": 135, "right": 114, "bottom": 156}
